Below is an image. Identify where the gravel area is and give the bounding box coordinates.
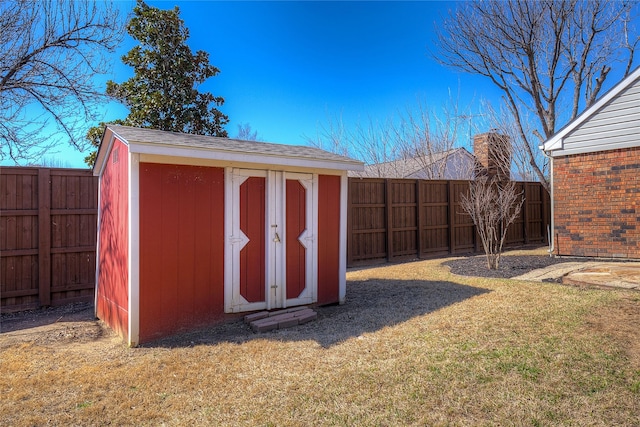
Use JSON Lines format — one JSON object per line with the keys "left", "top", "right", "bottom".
{"left": 442, "top": 251, "right": 639, "bottom": 279}
{"left": 443, "top": 254, "right": 579, "bottom": 279}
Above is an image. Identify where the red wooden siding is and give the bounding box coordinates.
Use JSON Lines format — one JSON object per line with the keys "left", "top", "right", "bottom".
{"left": 138, "top": 163, "right": 225, "bottom": 343}
{"left": 317, "top": 175, "right": 341, "bottom": 305}
{"left": 239, "top": 177, "right": 266, "bottom": 304}
{"left": 96, "top": 139, "right": 129, "bottom": 338}
{"left": 286, "top": 179, "right": 307, "bottom": 299}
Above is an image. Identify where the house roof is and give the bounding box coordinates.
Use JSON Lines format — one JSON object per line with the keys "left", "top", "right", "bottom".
{"left": 350, "top": 147, "right": 475, "bottom": 179}
{"left": 541, "top": 66, "right": 640, "bottom": 154}
{"left": 94, "top": 125, "right": 364, "bottom": 175}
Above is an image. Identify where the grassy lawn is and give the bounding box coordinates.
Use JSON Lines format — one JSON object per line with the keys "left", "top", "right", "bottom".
{"left": 1, "top": 254, "right": 639, "bottom": 426}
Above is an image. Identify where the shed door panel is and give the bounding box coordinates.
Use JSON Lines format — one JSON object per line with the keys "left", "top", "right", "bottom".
{"left": 283, "top": 173, "right": 315, "bottom": 307}
{"left": 228, "top": 170, "right": 268, "bottom": 313}
{"left": 239, "top": 177, "right": 266, "bottom": 303}
{"left": 286, "top": 179, "right": 307, "bottom": 300}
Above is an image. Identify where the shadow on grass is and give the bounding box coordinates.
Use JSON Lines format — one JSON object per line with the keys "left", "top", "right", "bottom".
{"left": 146, "top": 279, "right": 490, "bottom": 349}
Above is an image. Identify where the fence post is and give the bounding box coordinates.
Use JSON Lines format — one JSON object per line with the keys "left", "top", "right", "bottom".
{"left": 38, "top": 168, "right": 51, "bottom": 307}
{"left": 415, "top": 180, "right": 423, "bottom": 258}
{"left": 448, "top": 181, "right": 455, "bottom": 254}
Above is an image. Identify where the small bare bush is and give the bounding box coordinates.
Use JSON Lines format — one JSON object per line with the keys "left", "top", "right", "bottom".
{"left": 461, "top": 176, "right": 524, "bottom": 269}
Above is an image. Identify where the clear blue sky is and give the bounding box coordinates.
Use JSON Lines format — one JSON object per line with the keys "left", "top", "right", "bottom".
{"left": 47, "top": 0, "right": 505, "bottom": 167}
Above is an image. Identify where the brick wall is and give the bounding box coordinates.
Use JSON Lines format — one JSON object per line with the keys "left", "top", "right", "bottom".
{"left": 473, "top": 132, "right": 511, "bottom": 180}
{"left": 553, "top": 146, "right": 640, "bottom": 258}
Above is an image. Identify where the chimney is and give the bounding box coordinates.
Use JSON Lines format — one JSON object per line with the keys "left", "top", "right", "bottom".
{"left": 473, "top": 132, "right": 511, "bottom": 181}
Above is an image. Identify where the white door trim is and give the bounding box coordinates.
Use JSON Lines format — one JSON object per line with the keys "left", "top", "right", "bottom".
{"left": 224, "top": 168, "right": 318, "bottom": 313}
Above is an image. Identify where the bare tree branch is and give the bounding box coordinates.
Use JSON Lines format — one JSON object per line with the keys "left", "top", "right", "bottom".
{"left": 0, "top": 0, "right": 123, "bottom": 164}
{"left": 236, "top": 123, "right": 260, "bottom": 141}
{"left": 307, "top": 96, "right": 478, "bottom": 180}
{"left": 435, "top": 0, "right": 639, "bottom": 192}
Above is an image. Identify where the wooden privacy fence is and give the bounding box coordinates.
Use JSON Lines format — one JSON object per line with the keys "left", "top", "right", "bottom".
{"left": 1, "top": 167, "right": 98, "bottom": 312}
{"left": 1, "top": 168, "right": 550, "bottom": 311}
{"left": 347, "top": 178, "right": 550, "bottom": 266}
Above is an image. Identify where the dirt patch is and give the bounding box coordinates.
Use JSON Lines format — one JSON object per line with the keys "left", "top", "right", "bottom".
{"left": 1, "top": 302, "right": 95, "bottom": 333}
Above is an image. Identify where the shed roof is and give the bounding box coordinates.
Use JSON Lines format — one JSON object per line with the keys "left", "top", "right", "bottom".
{"left": 541, "top": 66, "right": 640, "bottom": 155}
{"left": 94, "top": 125, "right": 364, "bottom": 175}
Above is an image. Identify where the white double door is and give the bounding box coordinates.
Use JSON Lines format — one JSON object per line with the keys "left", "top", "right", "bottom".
{"left": 225, "top": 169, "right": 317, "bottom": 313}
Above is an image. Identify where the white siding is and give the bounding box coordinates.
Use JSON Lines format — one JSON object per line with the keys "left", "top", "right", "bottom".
{"left": 558, "top": 77, "right": 640, "bottom": 156}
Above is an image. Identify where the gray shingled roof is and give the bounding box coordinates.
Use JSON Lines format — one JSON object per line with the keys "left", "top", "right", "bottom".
{"left": 107, "top": 125, "right": 362, "bottom": 167}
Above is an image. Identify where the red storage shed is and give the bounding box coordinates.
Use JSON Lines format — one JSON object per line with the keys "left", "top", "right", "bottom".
{"left": 93, "top": 125, "right": 363, "bottom": 346}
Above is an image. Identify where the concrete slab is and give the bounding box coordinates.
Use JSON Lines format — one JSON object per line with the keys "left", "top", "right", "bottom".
{"left": 514, "top": 261, "right": 640, "bottom": 291}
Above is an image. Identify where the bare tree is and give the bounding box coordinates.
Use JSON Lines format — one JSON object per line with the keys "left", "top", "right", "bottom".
{"left": 390, "top": 96, "right": 475, "bottom": 179}
{"left": 0, "top": 0, "right": 123, "bottom": 163}
{"left": 479, "top": 100, "right": 544, "bottom": 181}
{"left": 436, "top": 0, "right": 640, "bottom": 191}
{"left": 306, "top": 111, "right": 362, "bottom": 159}
{"left": 306, "top": 96, "right": 478, "bottom": 179}
{"left": 460, "top": 176, "right": 525, "bottom": 270}
{"left": 236, "top": 123, "right": 260, "bottom": 141}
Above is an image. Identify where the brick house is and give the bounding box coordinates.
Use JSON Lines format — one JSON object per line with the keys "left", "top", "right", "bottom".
{"left": 541, "top": 66, "right": 640, "bottom": 259}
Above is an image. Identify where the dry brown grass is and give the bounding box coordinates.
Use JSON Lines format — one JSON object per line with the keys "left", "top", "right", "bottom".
{"left": 1, "top": 252, "right": 640, "bottom": 426}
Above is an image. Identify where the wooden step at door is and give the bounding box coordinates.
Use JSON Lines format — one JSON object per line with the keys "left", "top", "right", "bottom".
{"left": 245, "top": 307, "right": 317, "bottom": 332}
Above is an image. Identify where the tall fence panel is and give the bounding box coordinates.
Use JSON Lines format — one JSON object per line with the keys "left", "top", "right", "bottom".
{"left": 1, "top": 167, "right": 98, "bottom": 312}
{"left": 347, "top": 179, "right": 387, "bottom": 265}
{"left": 348, "top": 178, "right": 550, "bottom": 266}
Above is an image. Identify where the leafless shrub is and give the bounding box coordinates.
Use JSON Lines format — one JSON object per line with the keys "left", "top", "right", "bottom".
{"left": 460, "top": 176, "right": 524, "bottom": 269}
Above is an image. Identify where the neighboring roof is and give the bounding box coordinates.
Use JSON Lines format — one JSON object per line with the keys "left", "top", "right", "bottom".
{"left": 94, "top": 125, "right": 364, "bottom": 175}
{"left": 541, "top": 66, "right": 640, "bottom": 155}
{"left": 350, "top": 147, "right": 475, "bottom": 179}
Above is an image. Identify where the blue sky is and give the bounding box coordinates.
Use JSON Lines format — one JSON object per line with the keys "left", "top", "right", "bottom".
{"left": 45, "top": 0, "right": 504, "bottom": 167}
